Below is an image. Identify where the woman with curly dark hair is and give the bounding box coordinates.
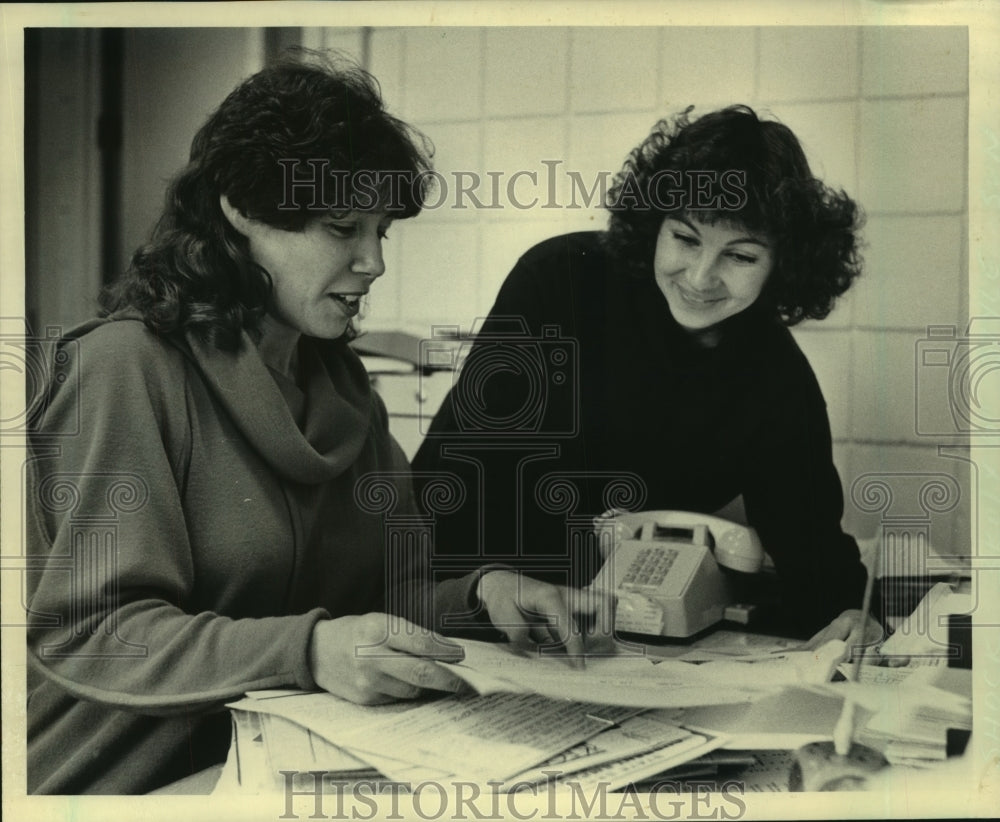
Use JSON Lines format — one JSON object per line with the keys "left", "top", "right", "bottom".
{"left": 602, "top": 105, "right": 862, "bottom": 330}
{"left": 25, "top": 54, "right": 569, "bottom": 795}
{"left": 414, "top": 105, "right": 872, "bottom": 653}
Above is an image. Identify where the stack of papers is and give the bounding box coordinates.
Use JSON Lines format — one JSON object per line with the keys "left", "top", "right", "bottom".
{"left": 667, "top": 665, "right": 971, "bottom": 769}
{"left": 225, "top": 689, "right": 724, "bottom": 791}
{"left": 842, "top": 665, "right": 972, "bottom": 767}
{"left": 668, "top": 629, "right": 802, "bottom": 661}
{"left": 221, "top": 707, "right": 382, "bottom": 794}
{"left": 219, "top": 636, "right": 851, "bottom": 793}
{"left": 665, "top": 686, "right": 849, "bottom": 750}
{"left": 835, "top": 580, "right": 973, "bottom": 767}
{"left": 218, "top": 689, "right": 413, "bottom": 793}
{"left": 877, "top": 581, "right": 972, "bottom": 664}
{"left": 217, "top": 583, "right": 971, "bottom": 795}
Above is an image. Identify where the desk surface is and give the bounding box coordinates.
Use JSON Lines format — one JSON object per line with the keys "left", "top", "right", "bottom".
{"left": 157, "top": 582, "right": 974, "bottom": 796}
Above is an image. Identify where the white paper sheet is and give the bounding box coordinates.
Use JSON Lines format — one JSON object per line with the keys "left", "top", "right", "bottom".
{"left": 666, "top": 686, "right": 849, "bottom": 749}
{"left": 732, "top": 750, "right": 797, "bottom": 793}
{"left": 549, "top": 731, "right": 728, "bottom": 793}
{"left": 445, "top": 638, "right": 845, "bottom": 707}
{"left": 673, "top": 629, "right": 802, "bottom": 661}
{"left": 878, "top": 582, "right": 972, "bottom": 660}
{"left": 334, "top": 691, "right": 634, "bottom": 783}
{"left": 219, "top": 708, "right": 386, "bottom": 793}
{"left": 259, "top": 713, "right": 376, "bottom": 776}
{"left": 511, "top": 714, "right": 693, "bottom": 784}
{"left": 226, "top": 689, "right": 416, "bottom": 745}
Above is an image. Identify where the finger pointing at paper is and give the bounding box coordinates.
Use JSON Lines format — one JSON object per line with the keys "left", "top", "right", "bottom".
{"left": 476, "top": 571, "right": 614, "bottom": 666}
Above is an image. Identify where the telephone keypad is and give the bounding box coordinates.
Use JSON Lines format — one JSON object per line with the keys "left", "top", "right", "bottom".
{"left": 621, "top": 547, "right": 679, "bottom": 589}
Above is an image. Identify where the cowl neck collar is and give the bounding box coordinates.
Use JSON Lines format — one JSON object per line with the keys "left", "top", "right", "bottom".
{"left": 59, "top": 314, "right": 373, "bottom": 484}
{"left": 183, "top": 329, "right": 373, "bottom": 485}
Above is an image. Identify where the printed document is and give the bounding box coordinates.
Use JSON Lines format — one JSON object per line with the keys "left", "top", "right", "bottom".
{"left": 445, "top": 638, "right": 846, "bottom": 707}
{"left": 334, "top": 691, "right": 636, "bottom": 783}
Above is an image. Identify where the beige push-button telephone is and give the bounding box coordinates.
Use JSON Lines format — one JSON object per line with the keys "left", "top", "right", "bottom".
{"left": 591, "top": 510, "right": 766, "bottom": 638}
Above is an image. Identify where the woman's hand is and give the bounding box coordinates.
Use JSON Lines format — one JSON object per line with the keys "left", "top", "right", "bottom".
{"left": 801, "top": 608, "right": 885, "bottom": 662}
{"left": 309, "top": 613, "right": 467, "bottom": 705}
{"left": 476, "top": 571, "right": 614, "bottom": 666}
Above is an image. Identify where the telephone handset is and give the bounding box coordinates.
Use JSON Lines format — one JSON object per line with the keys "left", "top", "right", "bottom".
{"left": 591, "top": 510, "right": 766, "bottom": 638}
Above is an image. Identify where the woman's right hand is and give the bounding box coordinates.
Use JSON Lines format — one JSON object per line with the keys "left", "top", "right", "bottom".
{"left": 476, "top": 571, "right": 616, "bottom": 665}
{"left": 308, "top": 613, "right": 468, "bottom": 705}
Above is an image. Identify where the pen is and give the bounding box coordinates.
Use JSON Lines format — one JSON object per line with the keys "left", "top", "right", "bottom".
{"left": 832, "top": 543, "right": 881, "bottom": 755}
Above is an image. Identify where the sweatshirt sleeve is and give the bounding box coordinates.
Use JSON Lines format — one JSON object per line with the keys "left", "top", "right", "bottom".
{"left": 26, "top": 325, "right": 326, "bottom": 715}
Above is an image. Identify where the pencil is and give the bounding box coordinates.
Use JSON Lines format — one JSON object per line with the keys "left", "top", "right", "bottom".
{"left": 832, "top": 542, "right": 881, "bottom": 755}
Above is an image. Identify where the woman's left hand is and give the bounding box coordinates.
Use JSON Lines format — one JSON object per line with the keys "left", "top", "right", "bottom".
{"left": 801, "top": 608, "right": 885, "bottom": 661}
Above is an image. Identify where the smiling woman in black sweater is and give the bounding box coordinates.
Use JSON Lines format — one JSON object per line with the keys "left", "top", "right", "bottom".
{"left": 413, "top": 105, "right": 870, "bottom": 646}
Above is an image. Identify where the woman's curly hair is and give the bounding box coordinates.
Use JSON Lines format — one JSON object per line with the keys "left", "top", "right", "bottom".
{"left": 101, "top": 50, "right": 434, "bottom": 350}
{"left": 603, "top": 105, "right": 863, "bottom": 326}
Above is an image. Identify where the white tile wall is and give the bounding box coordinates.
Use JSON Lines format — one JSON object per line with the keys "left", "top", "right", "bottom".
{"left": 861, "top": 27, "right": 968, "bottom": 97}
{"left": 858, "top": 97, "right": 966, "bottom": 214}
{"left": 402, "top": 29, "right": 484, "bottom": 121}
{"left": 484, "top": 29, "right": 570, "bottom": 117}
{"left": 855, "top": 215, "right": 964, "bottom": 329}
{"left": 765, "top": 101, "right": 859, "bottom": 197}
{"left": 657, "top": 28, "right": 755, "bottom": 109}
{"left": 570, "top": 28, "right": 660, "bottom": 113}
{"left": 308, "top": 28, "right": 364, "bottom": 60}
{"left": 568, "top": 111, "right": 658, "bottom": 176}
{"left": 758, "top": 27, "right": 859, "bottom": 102}
{"left": 398, "top": 222, "right": 480, "bottom": 324}
{"left": 367, "top": 29, "right": 405, "bottom": 116}
{"left": 842, "top": 444, "right": 972, "bottom": 556}
{"left": 481, "top": 116, "right": 571, "bottom": 213}
{"left": 850, "top": 329, "right": 925, "bottom": 443}
{"left": 417, "top": 121, "right": 482, "bottom": 222}
{"left": 315, "top": 25, "right": 970, "bottom": 557}
{"left": 567, "top": 110, "right": 661, "bottom": 221}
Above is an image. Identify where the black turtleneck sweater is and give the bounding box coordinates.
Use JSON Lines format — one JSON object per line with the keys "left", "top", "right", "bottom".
{"left": 412, "top": 231, "right": 866, "bottom": 637}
